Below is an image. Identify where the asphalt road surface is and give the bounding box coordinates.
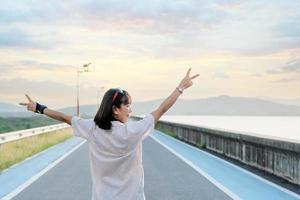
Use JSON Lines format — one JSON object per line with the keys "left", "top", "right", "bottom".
{"left": 13, "top": 136, "right": 231, "bottom": 200}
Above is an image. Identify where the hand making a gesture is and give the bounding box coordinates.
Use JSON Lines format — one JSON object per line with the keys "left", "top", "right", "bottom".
{"left": 178, "top": 68, "right": 200, "bottom": 91}
{"left": 19, "top": 94, "right": 37, "bottom": 113}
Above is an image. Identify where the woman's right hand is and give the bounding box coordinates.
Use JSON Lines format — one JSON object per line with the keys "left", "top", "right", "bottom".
{"left": 178, "top": 68, "right": 200, "bottom": 90}
{"left": 19, "top": 94, "right": 37, "bottom": 113}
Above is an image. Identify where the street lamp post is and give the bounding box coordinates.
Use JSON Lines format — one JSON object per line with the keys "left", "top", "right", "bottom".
{"left": 77, "top": 63, "right": 92, "bottom": 116}
{"left": 97, "top": 86, "right": 106, "bottom": 107}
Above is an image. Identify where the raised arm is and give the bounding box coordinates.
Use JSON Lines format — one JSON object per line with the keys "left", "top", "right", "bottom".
{"left": 151, "top": 68, "right": 200, "bottom": 124}
{"left": 19, "top": 94, "right": 72, "bottom": 125}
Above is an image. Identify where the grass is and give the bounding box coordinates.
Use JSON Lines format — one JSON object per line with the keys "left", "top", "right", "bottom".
{"left": 0, "top": 128, "right": 73, "bottom": 172}
{"left": 197, "top": 142, "right": 206, "bottom": 149}
{"left": 156, "top": 127, "right": 178, "bottom": 138}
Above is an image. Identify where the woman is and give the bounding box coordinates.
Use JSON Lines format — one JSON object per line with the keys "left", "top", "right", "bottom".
{"left": 20, "top": 68, "right": 199, "bottom": 200}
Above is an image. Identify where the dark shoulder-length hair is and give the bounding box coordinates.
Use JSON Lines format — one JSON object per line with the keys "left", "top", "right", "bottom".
{"left": 94, "top": 88, "right": 131, "bottom": 130}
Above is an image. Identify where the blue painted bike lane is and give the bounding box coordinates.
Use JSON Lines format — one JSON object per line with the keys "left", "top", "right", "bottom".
{"left": 0, "top": 137, "right": 85, "bottom": 200}
{"left": 151, "top": 130, "right": 300, "bottom": 200}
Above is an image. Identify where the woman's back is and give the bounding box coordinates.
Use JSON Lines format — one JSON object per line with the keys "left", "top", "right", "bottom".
{"left": 71, "top": 114, "right": 155, "bottom": 200}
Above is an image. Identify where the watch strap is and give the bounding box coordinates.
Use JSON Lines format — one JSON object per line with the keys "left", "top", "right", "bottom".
{"left": 176, "top": 87, "right": 183, "bottom": 94}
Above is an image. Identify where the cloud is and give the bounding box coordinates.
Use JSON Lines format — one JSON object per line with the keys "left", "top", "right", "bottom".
{"left": 0, "top": 0, "right": 227, "bottom": 33}
{"left": 250, "top": 73, "right": 263, "bottom": 78}
{"left": 0, "top": 60, "right": 76, "bottom": 73}
{"left": 213, "top": 72, "right": 230, "bottom": 79}
{"left": 0, "top": 28, "right": 64, "bottom": 49}
{"left": 17, "top": 60, "right": 75, "bottom": 71}
{"left": 75, "top": 0, "right": 229, "bottom": 35}
{"left": 0, "top": 1, "right": 68, "bottom": 24}
{"left": 272, "top": 7, "right": 300, "bottom": 39}
{"left": 0, "top": 29, "right": 39, "bottom": 48}
{"left": 267, "top": 57, "right": 300, "bottom": 82}
{"left": 0, "top": 1, "right": 224, "bottom": 56}
{"left": 266, "top": 59, "right": 300, "bottom": 74}
{"left": 193, "top": 1, "right": 300, "bottom": 56}
{"left": 0, "top": 77, "right": 109, "bottom": 108}
{"left": 0, "top": 78, "right": 74, "bottom": 94}
{"left": 273, "top": 77, "right": 300, "bottom": 83}
{"left": 1, "top": 0, "right": 300, "bottom": 59}
{"left": 0, "top": 78, "right": 75, "bottom": 107}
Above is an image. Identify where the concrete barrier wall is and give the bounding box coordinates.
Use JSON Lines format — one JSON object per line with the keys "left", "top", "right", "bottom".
{"left": 131, "top": 116, "right": 300, "bottom": 186}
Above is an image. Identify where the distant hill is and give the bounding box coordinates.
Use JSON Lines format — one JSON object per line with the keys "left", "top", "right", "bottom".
{"left": 0, "top": 102, "right": 26, "bottom": 112}
{"left": 58, "top": 105, "right": 97, "bottom": 116}
{"left": 0, "top": 103, "right": 33, "bottom": 117}
{"left": 2, "top": 95, "right": 300, "bottom": 117}
{"left": 259, "top": 97, "right": 300, "bottom": 107}
{"left": 131, "top": 95, "right": 300, "bottom": 116}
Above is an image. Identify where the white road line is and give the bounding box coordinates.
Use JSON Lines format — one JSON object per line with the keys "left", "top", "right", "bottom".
{"left": 150, "top": 134, "right": 241, "bottom": 200}
{"left": 151, "top": 131, "right": 300, "bottom": 199}
{"left": 1, "top": 140, "right": 86, "bottom": 200}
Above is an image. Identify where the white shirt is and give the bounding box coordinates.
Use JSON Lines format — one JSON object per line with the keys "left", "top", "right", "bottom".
{"left": 71, "top": 114, "right": 155, "bottom": 200}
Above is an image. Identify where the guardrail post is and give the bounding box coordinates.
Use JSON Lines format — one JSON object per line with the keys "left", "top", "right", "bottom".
{"left": 200, "top": 133, "right": 206, "bottom": 148}
{"left": 242, "top": 142, "right": 246, "bottom": 163}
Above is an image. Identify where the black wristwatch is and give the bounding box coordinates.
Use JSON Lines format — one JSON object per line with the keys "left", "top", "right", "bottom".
{"left": 35, "top": 102, "right": 48, "bottom": 114}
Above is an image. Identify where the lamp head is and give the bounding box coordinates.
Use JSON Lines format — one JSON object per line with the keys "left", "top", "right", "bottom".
{"left": 83, "top": 63, "right": 92, "bottom": 72}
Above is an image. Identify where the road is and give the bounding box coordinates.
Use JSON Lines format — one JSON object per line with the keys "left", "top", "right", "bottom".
{"left": 12, "top": 135, "right": 231, "bottom": 200}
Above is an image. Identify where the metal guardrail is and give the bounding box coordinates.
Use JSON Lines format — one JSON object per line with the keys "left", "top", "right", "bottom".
{"left": 0, "top": 123, "right": 70, "bottom": 144}
{"left": 0, "top": 116, "right": 142, "bottom": 145}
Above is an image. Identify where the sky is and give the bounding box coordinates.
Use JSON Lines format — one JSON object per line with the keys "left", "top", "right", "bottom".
{"left": 0, "top": 0, "right": 300, "bottom": 109}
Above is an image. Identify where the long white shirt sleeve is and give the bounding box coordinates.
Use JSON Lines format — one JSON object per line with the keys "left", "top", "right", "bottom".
{"left": 71, "top": 114, "right": 155, "bottom": 200}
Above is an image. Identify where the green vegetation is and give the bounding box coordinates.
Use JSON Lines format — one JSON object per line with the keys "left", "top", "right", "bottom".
{"left": 0, "top": 128, "right": 73, "bottom": 172}
{"left": 156, "top": 127, "right": 208, "bottom": 150}
{"left": 156, "top": 127, "right": 178, "bottom": 138}
{"left": 197, "top": 142, "right": 206, "bottom": 149}
{"left": 0, "top": 116, "right": 60, "bottom": 134}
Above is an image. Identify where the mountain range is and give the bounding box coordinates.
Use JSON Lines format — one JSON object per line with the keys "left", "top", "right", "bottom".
{"left": 1, "top": 95, "right": 300, "bottom": 117}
